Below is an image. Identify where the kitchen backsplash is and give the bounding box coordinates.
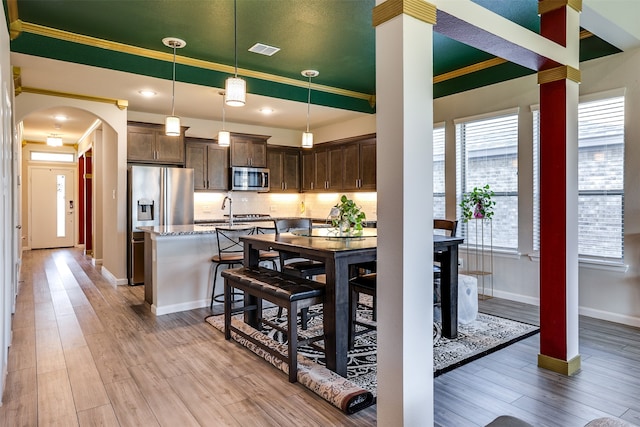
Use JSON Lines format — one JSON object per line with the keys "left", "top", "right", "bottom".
{"left": 193, "top": 191, "right": 377, "bottom": 222}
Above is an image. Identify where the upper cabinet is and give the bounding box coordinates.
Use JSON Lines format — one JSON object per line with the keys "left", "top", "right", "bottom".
{"left": 230, "top": 133, "right": 269, "bottom": 167}
{"left": 301, "top": 134, "right": 376, "bottom": 193}
{"left": 267, "top": 146, "right": 300, "bottom": 193}
{"left": 127, "top": 121, "right": 186, "bottom": 165}
{"left": 342, "top": 137, "right": 376, "bottom": 191}
{"left": 185, "top": 137, "right": 229, "bottom": 191}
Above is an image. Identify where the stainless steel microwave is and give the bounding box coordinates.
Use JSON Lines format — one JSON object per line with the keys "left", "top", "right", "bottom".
{"left": 230, "top": 166, "right": 270, "bottom": 191}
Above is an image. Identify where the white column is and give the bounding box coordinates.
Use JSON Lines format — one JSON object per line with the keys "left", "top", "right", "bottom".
{"left": 375, "top": 1, "right": 435, "bottom": 424}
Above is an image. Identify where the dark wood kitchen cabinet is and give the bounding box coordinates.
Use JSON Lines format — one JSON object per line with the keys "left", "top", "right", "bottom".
{"left": 267, "top": 146, "right": 300, "bottom": 192}
{"left": 230, "top": 133, "right": 269, "bottom": 167}
{"left": 342, "top": 136, "right": 376, "bottom": 191}
{"left": 314, "top": 144, "right": 344, "bottom": 192}
{"left": 185, "top": 137, "right": 229, "bottom": 191}
{"left": 127, "top": 121, "right": 186, "bottom": 165}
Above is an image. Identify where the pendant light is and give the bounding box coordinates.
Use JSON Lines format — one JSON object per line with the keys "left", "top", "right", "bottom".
{"left": 225, "top": 0, "right": 246, "bottom": 107}
{"left": 301, "top": 70, "right": 319, "bottom": 148}
{"left": 162, "top": 37, "right": 186, "bottom": 136}
{"left": 218, "top": 91, "right": 231, "bottom": 147}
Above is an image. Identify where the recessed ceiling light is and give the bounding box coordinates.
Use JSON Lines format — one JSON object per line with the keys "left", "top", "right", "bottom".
{"left": 259, "top": 107, "right": 274, "bottom": 115}
{"left": 138, "top": 89, "right": 157, "bottom": 97}
{"left": 54, "top": 114, "right": 67, "bottom": 121}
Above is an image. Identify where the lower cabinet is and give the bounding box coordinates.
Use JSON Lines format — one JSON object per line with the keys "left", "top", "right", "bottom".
{"left": 185, "top": 138, "right": 229, "bottom": 191}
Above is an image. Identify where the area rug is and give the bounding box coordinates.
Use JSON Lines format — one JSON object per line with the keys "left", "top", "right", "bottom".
{"left": 205, "top": 305, "right": 538, "bottom": 411}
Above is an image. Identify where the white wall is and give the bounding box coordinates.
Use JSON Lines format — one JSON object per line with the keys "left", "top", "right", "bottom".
{"left": 0, "top": 4, "right": 17, "bottom": 402}
{"left": 431, "top": 48, "right": 640, "bottom": 326}
{"left": 15, "top": 93, "right": 128, "bottom": 284}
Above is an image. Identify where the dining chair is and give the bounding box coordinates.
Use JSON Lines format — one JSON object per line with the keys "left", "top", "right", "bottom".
{"left": 256, "top": 226, "right": 279, "bottom": 270}
{"left": 433, "top": 219, "right": 458, "bottom": 310}
{"left": 348, "top": 271, "right": 377, "bottom": 349}
{"left": 273, "top": 218, "right": 326, "bottom": 328}
{"left": 273, "top": 218, "right": 326, "bottom": 279}
{"left": 210, "top": 226, "right": 256, "bottom": 309}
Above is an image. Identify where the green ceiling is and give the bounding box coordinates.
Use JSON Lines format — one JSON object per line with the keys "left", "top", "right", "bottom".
{"left": 5, "top": 0, "right": 621, "bottom": 113}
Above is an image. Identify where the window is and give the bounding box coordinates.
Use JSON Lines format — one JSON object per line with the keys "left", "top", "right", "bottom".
{"left": 456, "top": 109, "right": 519, "bottom": 250}
{"left": 30, "top": 151, "right": 75, "bottom": 163}
{"left": 533, "top": 93, "right": 625, "bottom": 260}
{"left": 433, "top": 124, "right": 445, "bottom": 219}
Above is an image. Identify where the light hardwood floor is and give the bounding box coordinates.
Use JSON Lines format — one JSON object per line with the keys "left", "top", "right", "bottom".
{"left": 2, "top": 248, "right": 640, "bottom": 426}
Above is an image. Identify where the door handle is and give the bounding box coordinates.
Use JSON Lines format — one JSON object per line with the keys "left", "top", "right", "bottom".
{"left": 15, "top": 225, "right": 22, "bottom": 229}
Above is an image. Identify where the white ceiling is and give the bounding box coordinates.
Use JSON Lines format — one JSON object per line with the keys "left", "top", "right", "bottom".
{"left": 13, "top": 53, "right": 368, "bottom": 146}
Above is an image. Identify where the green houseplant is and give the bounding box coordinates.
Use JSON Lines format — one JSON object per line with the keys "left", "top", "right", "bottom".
{"left": 331, "top": 195, "right": 366, "bottom": 234}
{"left": 460, "top": 184, "right": 495, "bottom": 222}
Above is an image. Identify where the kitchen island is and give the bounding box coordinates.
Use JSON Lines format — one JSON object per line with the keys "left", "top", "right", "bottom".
{"left": 139, "top": 221, "right": 275, "bottom": 315}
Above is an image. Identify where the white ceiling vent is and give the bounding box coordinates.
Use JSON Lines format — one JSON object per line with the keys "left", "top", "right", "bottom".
{"left": 248, "top": 43, "right": 280, "bottom": 56}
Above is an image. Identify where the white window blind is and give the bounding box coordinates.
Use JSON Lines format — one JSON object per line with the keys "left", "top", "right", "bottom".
{"left": 455, "top": 109, "right": 519, "bottom": 250}
{"left": 532, "top": 95, "right": 625, "bottom": 260}
{"left": 433, "top": 125, "right": 445, "bottom": 219}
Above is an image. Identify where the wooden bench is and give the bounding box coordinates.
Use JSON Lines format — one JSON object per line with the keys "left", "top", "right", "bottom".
{"left": 221, "top": 266, "right": 325, "bottom": 382}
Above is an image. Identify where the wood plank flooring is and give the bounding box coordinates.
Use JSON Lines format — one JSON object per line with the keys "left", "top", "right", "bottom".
{"left": 1, "top": 248, "right": 639, "bottom": 426}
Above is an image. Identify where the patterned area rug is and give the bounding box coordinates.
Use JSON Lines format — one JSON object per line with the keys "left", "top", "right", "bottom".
{"left": 205, "top": 303, "right": 539, "bottom": 407}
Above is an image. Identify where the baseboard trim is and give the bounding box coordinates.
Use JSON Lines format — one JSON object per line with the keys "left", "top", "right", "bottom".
{"left": 152, "top": 299, "right": 209, "bottom": 316}
{"left": 538, "top": 353, "right": 581, "bottom": 375}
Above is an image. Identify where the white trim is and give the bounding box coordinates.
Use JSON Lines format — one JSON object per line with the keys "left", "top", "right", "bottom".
{"left": 100, "top": 267, "right": 118, "bottom": 287}
{"left": 152, "top": 299, "right": 210, "bottom": 316}
{"left": 490, "top": 291, "right": 640, "bottom": 328}
{"left": 434, "top": 121, "right": 445, "bottom": 129}
{"left": 453, "top": 106, "right": 520, "bottom": 125}
{"left": 526, "top": 251, "right": 628, "bottom": 272}
{"left": 579, "top": 306, "right": 640, "bottom": 328}
{"left": 491, "top": 289, "right": 540, "bottom": 306}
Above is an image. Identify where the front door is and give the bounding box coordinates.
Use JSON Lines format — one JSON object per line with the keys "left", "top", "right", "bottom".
{"left": 30, "top": 167, "right": 75, "bottom": 249}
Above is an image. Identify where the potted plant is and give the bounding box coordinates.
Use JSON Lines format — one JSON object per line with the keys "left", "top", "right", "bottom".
{"left": 460, "top": 184, "right": 495, "bottom": 222}
{"left": 330, "top": 195, "right": 366, "bottom": 235}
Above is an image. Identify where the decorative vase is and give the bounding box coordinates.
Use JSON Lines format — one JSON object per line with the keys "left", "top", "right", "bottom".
{"left": 473, "top": 202, "right": 484, "bottom": 219}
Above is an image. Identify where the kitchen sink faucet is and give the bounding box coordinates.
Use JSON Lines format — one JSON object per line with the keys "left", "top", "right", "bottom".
{"left": 222, "top": 195, "right": 233, "bottom": 226}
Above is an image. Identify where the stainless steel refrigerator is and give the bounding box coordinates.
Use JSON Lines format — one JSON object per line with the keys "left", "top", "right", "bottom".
{"left": 127, "top": 165, "right": 194, "bottom": 285}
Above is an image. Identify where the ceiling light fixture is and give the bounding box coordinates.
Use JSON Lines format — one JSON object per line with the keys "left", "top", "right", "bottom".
{"left": 301, "top": 69, "right": 319, "bottom": 149}
{"left": 138, "top": 89, "right": 157, "bottom": 97}
{"left": 259, "top": 107, "right": 274, "bottom": 115}
{"left": 46, "top": 135, "right": 63, "bottom": 147}
{"left": 218, "top": 91, "right": 230, "bottom": 147}
{"left": 54, "top": 114, "right": 67, "bottom": 122}
{"left": 162, "top": 37, "right": 186, "bottom": 136}
{"left": 225, "top": 0, "right": 246, "bottom": 107}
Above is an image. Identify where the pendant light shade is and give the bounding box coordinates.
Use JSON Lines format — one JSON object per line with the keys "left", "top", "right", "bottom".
{"left": 226, "top": 0, "right": 246, "bottom": 107}
{"left": 301, "top": 70, "right": 319, "bottom": 148}
{"left": 165, "top": 116, "right": 181, "bottom": 136}
{"left": 218, "top": 130, "right": 231, "bottom": 147}
{"left": 162, "top": 37, "right": 186, "bottom": 136}
{"left": 225, "top": 77, "right": 246, "bottom": 107}
{"left": 218, "top": 91, "right": 231, "bottom": 146}
{"left": 301, "top": 132, "right": 313, "bottom": 149}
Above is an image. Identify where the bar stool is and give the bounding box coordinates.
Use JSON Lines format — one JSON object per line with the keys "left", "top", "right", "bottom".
{"left": 210, "top": 226, "right": 256, "bottom": 308}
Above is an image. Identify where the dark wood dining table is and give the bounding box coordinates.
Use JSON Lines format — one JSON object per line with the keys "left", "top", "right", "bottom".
{"left": 240, "top": 230, "right": 463, "bottom": 377}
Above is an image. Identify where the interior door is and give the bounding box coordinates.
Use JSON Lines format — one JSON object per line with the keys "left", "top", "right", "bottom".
{"left": 30, "top": 167, "right": 75, "bottom": 249}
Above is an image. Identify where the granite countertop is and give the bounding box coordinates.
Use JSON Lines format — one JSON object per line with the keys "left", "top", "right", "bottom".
{"left": 140, "top": 217, "right": 376, "bottom": 237}
{"left": 138, "top": 221, "right": 277, "bottom": 236}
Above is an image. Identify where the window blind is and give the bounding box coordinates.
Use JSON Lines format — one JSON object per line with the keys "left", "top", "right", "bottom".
{"left": 456, "top": 110, "right": 519, "bottom": 249}
{"left": 532, "top": 95, "right": 625, "bottom": 260}
{"left": 433, "top": 125, "right": 445, "bottom": 219}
